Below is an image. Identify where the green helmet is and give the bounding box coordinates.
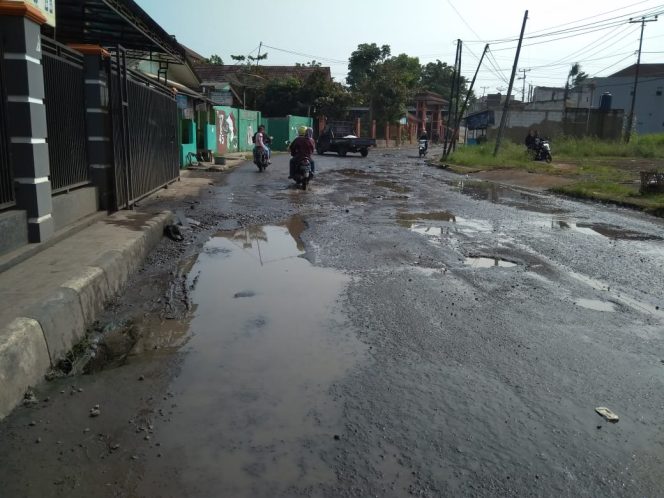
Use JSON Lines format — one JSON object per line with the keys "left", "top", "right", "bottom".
{"left": 297, "top": 126, "right": 307, "bottom": 136}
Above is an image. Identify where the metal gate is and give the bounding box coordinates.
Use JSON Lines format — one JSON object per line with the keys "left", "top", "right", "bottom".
{"left": 109, "top": 47, "right": 178, "bottom": 209}
{"left": 42, "top": 37, "right": 90, "bottom": 193}
{"left": 0, "top": 36, "right": 14, "bottom": 210}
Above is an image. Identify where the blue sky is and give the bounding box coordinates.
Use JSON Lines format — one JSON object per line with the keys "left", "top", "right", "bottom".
{"left": 136, "top": 0, "right": 664, "bottom": 93}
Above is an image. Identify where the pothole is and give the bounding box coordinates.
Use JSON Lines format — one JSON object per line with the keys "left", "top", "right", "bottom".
{"left": 574, "top": 299, "right": 616, "bottom": 312}
{"left": 464, "top": 257, "right": 518, "bottom": 268}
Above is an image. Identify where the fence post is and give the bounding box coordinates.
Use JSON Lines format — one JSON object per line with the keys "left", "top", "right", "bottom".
{"left": 371, "top": 120, "right": 376, "bottom": 139}
{"left": 355, "top": 117, "right": 361, "bottom": 137}
{"left": 317, "top": 115, "right": 326, "bottom": 137}
{"left": 71, "top": 45, "right": 113, "bottom": 211}
{"left": 385, "top": 123, "right": 390, "bottom": 147}
{"left": 0, "top": 3, "right": 53, "bottom": 242}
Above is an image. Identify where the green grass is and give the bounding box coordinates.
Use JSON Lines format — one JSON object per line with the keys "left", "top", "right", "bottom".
{"left": 554, "top": 134, "right": 664, "bottom": 159}
{"left": 443, "top": 134, "right": 664, "bottom": 215}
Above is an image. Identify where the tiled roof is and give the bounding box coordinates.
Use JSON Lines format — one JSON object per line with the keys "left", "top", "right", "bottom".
{"left": 609, "top": 64, "right": 664, "bottom": 77}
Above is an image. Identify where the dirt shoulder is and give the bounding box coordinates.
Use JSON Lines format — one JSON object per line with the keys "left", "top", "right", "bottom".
{"left": 436, "top": 155, "right": 664, "bottom": 216}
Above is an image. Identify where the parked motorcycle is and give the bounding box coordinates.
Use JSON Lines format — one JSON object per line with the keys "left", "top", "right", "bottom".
{"left": 291, "top": 158, "right": 312, "bottom": 190}
{"left": 418, "top": 139, "right": 428, "bottom": 158}
{"left": 529, "top": 138, "right": 552, "bottom": 163}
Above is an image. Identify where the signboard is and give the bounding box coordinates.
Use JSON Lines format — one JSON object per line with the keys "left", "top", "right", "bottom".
{"left": 12, "top": 1, "right": 56, "bottom": 27}
{"left": 209, "top": 90, "right": 233, "bottom": 106}
{"left": 176, "top": 94, "right": 189, "bottom": 110}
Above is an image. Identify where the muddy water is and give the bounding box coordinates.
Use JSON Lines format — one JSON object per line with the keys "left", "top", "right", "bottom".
{"left": 137, "top": 221, "right": 364, "bottom": 497}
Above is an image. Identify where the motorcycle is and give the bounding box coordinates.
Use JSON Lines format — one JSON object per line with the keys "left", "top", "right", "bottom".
{"left": 529, "top": 138, "right": 552, "bottom": 163}
{"left": 291, "top": 158, "right": 312, "bottom": 190}
{"left": 418, "top": 139, "right": 428, "bottom": 158}
{"left": 253, "top": 147, "right": 268, "bottom": 172}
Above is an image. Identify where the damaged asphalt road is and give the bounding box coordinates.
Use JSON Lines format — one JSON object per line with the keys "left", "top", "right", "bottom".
{"left": 1, "top": 147, "right": 663, "bottom": 497}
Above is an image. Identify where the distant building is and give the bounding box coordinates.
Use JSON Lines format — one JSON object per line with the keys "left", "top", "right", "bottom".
{"left": 586, "top": 64, "right": 664, "bottom": 135}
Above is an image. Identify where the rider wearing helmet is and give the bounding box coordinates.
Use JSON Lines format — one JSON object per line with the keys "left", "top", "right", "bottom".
{"left": 289, "top": 125, "right": 315, "bottom": 179}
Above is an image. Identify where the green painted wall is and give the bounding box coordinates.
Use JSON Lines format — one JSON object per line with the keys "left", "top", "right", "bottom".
{"left": 237, "top": 109, "right": 262, "bottom": 152}
{"left": 264, "top": 115, "right": 313, "bottom": 151}
{"left": 204, "top": 124, "right": 216, "bottom": 151}
{"left": 180, "top": 119, "right": 196, "bottom": 167}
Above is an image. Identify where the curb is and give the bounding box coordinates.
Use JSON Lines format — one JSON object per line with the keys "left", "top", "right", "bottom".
{"left": 0, "top": 210, "right": 173, "bottom": 420}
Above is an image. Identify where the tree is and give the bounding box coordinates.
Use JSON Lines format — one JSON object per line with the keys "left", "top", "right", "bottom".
{"left": 370, "top": 54, "right": 421, "bottom": 122}
{"left": 296, "top": 60, "right": 323, "bottom": 68}
{"left": 301, "top": 69, "right": 352, "bottom": 118}
{"left": 347, "top": 43, "right": 391, "bottom": 92}
{"left": 347, "top": 44, "right": 420, "bottom": 123}
{"left": 230, "top": 54, "right": 246, "bottom": 62}
{"left": 420, "top": 60, "right": 470, "bottom": 99}
{"left": 568, "top": 62, "right": 588, "bottom": 87}
{"left": 256, "top": 77, "right": 302, "bottom": 117}
{"left": 206, "top": 54, "right": 223, "bottom": 65}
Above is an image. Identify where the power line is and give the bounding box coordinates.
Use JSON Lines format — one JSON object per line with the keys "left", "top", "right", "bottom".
{"left": 260, "top": 43, "right": 346, "bottom": 64}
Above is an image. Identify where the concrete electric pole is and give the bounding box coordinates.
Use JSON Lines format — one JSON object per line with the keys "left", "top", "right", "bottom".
{"left": 626, "top": 15, "right": 658, "bottom": 142}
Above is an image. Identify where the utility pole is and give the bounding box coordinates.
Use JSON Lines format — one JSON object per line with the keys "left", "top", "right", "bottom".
{"left": 494, "top": 10, "right": 528, "bottom": 157}
{"left": 443, "top": 40, "right": 461, "bottom": 156}
{"left": 626, "top": 15, "right": 658, "bottom": 143}
{"left": 256, "top": 41, "right": 263, "bottom": 67}
{"left": 518, "top": 68, "right": 531, "bottom": 102}
{"left": 445, "top": 44, "right": 489, "bottom": 159}
{"left": 480, "top": 86, "right": 489, "bottom": 97}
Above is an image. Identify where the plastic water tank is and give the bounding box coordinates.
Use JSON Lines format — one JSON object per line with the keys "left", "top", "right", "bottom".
{"left": 599, "top": 92, "right": 612, "bottom": 111}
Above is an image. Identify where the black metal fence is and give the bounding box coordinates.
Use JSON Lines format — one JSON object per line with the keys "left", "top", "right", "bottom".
{"left": 42, "top": 37, "right": 90, "bottom": 193}
{"left": 0, "top": 37, "right": 15, "bottom": 210}
{"left": 109, "top": 49, "right": 178, "bottom": 209}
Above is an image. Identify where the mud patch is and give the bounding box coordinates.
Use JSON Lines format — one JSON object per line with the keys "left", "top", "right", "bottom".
{"left": 375, "top": 180, "right": 411, "bottom": 193}
{"left": 336, "top": 168, "right": 378, "bottom": 180}
{"left": 464, "top": 256, "right": 518, "bottom": 268}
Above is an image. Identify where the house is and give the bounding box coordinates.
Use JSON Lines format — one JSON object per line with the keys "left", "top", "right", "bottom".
{"left": 586, "top": 64, "right": 664, "bottom": 135}
{"left": 0, "top": 0, "right": 202, "bottom": 257}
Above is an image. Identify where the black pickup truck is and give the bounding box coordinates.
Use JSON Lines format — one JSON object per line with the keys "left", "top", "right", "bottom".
{"left": 316, "top": 122, "right": 376, "bottom": 157}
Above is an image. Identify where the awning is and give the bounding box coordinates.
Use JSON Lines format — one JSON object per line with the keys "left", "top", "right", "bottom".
{"left": 55, "top": 0, "right": 185, "bottom": 64}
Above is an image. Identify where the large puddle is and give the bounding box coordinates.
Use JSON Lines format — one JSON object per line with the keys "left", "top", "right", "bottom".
{"left": 551, "top": 219, "right": 663, "bottom": 241}
{"left": 139, "top": 219, "right": 363, "bottom": 495}
{"left": 455, "top": 180, "right": 568, "bottom": 214}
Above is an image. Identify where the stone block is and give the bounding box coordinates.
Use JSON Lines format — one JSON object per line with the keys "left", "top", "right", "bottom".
{"left": 0, "top": 317, "right": 50, "bottom": 420}
{"left": 61, "top": 266, "right": 110, "bottom": 324}
{"left": 25, "top": 287, "right": 85, "bottom": 363}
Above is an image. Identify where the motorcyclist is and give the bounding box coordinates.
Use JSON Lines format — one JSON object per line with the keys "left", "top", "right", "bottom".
{"left": 253, "top": 125, "right": 271, "bottom": 164}
{"left": 419, "top": 129, "right": 429, "bottom": 152}
{"left": 289, "top": 126, "right": 315, "bottom": 179}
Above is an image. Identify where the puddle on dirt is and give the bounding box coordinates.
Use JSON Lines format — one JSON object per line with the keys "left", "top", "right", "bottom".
{"left": 567, "top": 270, "right": 664, "bottom": 318}
{"left": 574, "top": 298, "right": 616, "bottom": 312}
{"left": 138, "top": 218, "right": 364, "bottom": 495}
{"left": 397, "top": 211, "right": 457, "bottom": 227}
{"left": 374, "top": 180, "right": 411, "bottom": 193}
{"left": 336, "top": 168, "right": 378, "bottom": 179}
{"left": 455, "top": 180, "right": 568, "bottom": 214}
{"left": 464, "top": 257, "right": 518, "bottom": 268}
{"left": 552, "top": 219, "right": 662, "bottom": 241}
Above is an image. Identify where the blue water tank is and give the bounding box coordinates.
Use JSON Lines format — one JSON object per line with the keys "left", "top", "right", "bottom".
{"left": 599, "top": 92, "right": 612, "bottom": 111}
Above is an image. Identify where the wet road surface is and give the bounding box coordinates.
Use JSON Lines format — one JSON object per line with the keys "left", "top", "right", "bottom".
{"left": 1, "top": 147, "right": 664, "bottom": 497}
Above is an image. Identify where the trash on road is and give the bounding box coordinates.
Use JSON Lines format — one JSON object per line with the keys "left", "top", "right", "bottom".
{"left": 595, "top": 407, "right": 619, "bottom": 423}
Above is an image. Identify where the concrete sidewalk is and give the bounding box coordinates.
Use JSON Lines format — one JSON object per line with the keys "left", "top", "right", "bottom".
{"left": 0, "top": 168, "right": 232, "bottom": 419}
